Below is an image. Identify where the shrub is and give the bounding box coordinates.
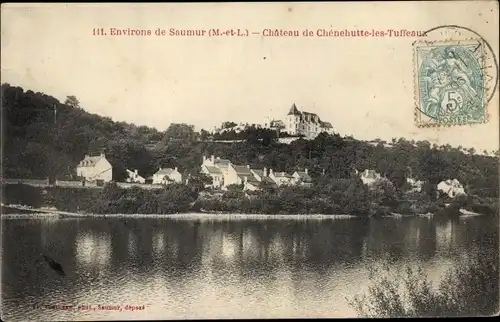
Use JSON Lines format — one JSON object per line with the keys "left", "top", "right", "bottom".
{"left": 348, "top": 244, "right": 499, "bottom": 317}
{"left": 2, "top": 183, "right": 43, "bottom": 208}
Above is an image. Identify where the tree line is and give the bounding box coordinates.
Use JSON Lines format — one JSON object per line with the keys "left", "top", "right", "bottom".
{"left": 2, "top": 83, "right": 498, "bottom": 201}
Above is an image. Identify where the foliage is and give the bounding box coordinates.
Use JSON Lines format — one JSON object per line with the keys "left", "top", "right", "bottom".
{"left": 1, "top": 184, "right": 44, "bottom": 208}
{"left": 348, "top": 237, "right": 499, "bottom": 317}
{"left": 2, "top": 83, "right": 498, "bottom": 201}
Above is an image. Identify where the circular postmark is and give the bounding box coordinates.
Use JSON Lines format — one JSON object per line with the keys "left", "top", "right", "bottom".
{"left": 413, "top": 25, "right": 498, "bottom": 126}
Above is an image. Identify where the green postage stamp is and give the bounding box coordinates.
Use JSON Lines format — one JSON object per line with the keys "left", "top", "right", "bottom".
{"left": 414, "top": 39, "right": 488, "bottom": 127}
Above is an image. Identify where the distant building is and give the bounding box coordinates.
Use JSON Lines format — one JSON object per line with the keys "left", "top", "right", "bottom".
{"left": 125, "top": 169, "right": 145, "bottom": 183}
{"left": 248, "top": 167, "right": 278, "bottom": 190}
{"left": 284, "top": 103, "right": 334, "bottom": 138}
{"left": 202, "top": 155, "right": 231, "bottom": 171}
{"left": 263, "top": 103, "right": 334, "bottom": 139}
{"left": 268, "top": 169, "right": 294, "bottom": 187}
{"left": 263, "top": 119, "right": 286, "bottom": 133}
{"left": 357, "top": 169, "right": 388, "bottom": 187}
{"left": 200, "top": 165, "right": 224, "bottom": 189}
{"left": 359, "top": 169, "right": 381, "bottom": 186}
{"left": 292, "top": 169, "right": 313, "bottom": 187}
{"left": 406, "top": 177, "right": 424, "bottom": 192}
{"left": 225, "top": 164, "right": 257, "bottom": 187}
{"left": 437, "top": 179, "right": 466, "bottom": 198}
{"left": 152, "top": 167, "right": 182, "bottom": 185}
{"left": 200, "top": 154, "right": 314, "bottom": 191}
{"left": 76, "top": 153, "right": 112, "bottom": 183}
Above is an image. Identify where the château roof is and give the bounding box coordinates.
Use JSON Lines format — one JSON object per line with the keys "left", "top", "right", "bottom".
{"left": 321, "top": 121, "right": 333, "bottom": 128}
{"left": 287, "top": 103, "right": 301, "bottom": 116}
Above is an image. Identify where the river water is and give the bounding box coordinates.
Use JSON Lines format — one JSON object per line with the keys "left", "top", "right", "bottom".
{"left": 1, "top": 215, "right": 497, "bottom": 320}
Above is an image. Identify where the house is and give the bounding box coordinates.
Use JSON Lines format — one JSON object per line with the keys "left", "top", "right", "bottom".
{"left": 76, "top": 153, "right": 113, "bottom": 183}
{"left": 200, "top": 165, "right": 224, "bottom": 189}
{"left": 152, "top": 167, "right": 182, "bottom": 185}
{"left": 225, "top": 164, "right": 255, "bottom": 187}
{"left": 125, "top": 169, "right": 145, "bottom": 183}
{"left": 252, "top": 168, "right": 279, "bottom": 187}
{"left": 283, "top": 103, "right": 334, "bottom": 138}
{"left": 358, "top": 169, "right": 385, "bottom": 187}
{"left": 268, "top": 169, "right": 294, "bottom": 186}
{"left": 263, "top": 118, "right": 286, "bottom": 133}
{"left": 437, "top": 179, "right": 466, "bottom": 198}
{"left": 202, "top": 155, "right": 231, "bottom": 172}
{"left": 199, "top": 154, "right": 312, "bottom": 191}
{"left": 292, "top": 169, "right": 313, "bottom": 187}
{"left": 406, "top": 177, "right": 424, "bottom": 192}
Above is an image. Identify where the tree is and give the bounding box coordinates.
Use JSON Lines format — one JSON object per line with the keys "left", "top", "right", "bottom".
{"left": 221, "top": 121, "right": 237, "bottom": 129}
{"left": 163, "top": 123, "right": 197, "bottom": 144}
{"left": 186, "top": 173, "right": 213, "bottom": 193}
{"left": 200, "top": 129, "right": 210, "bottom": 141}
{"left": 64, "top": 95, "right": 80, "bottom": 109}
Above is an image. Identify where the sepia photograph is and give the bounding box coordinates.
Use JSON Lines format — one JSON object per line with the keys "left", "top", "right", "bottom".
{"left": 1, "top": 2, "right": 499, "bottom": 320}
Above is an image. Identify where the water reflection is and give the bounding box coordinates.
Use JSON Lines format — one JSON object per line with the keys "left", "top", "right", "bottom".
{"left": 75, "top": 232, "right": 112, "bottom": 268}
{"left": 1, "top": 215, "right": 498, "bottom": 320}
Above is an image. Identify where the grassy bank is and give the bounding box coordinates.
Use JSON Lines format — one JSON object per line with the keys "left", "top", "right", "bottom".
{"left": 1, "top": 183, "right": 498, "bottom": 217}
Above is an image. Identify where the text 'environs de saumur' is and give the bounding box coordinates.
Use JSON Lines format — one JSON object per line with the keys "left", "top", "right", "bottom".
{"left": 93, "top": 28, "right": 428, "bottom": 38}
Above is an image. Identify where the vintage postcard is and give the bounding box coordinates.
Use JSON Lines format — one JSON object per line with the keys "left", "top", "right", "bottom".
{"left": 1, "top": 1, "right": 499, "bottom": 320}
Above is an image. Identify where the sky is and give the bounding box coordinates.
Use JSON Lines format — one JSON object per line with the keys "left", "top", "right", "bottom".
{"left": 1, "top": 2, "right": 499, "bottom": 152}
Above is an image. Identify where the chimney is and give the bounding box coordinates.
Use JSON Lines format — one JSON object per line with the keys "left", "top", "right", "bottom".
{"left": 244, "top": 176, "right": 248, "bottom": 183}
{"left": 135, "top": 169, "right": 138, "bottom": 175}
{"left": 305, "top": 168, "right": 308, "bottom": 174}
{"left": 100, "top": 152, "right": 105, "bottom": 157}
{"left": 174, "top": 167, "right": 178, "bottom": 172}
{"left": 263, "top": 167, "right": 267, "bottom": 176}
{"left": 203, "top": 155, "right": 206, "bottom": 163}
{"left": 246, "top": 165, "right": 250, "bottom": 169}
{"left": 269, "top": 169, "right": 274, "bottom": 176}
{"left": 211, "top": 155, "right": 215, "bottom": 163}
{"left": 159, "top": 166, "right": 162, "bottom": 171}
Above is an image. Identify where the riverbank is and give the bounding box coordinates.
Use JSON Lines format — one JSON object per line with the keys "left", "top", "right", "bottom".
{"left": 1, "top": 204, "right": 358, "bottom": 220}
{"left": 2, "top": 182, "right": 497, "bottom": 219}
{"left": 1, "top": 203, "right": 486, "bottom": 220}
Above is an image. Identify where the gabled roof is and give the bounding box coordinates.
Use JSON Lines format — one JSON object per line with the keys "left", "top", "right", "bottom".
{"left": 240, "top": 174, "right": 259, "bottom": 184}
{"left": 294, "top": 171, "right": 312, "bottom": 182}
{"left": 300, "top": 112, "right": 321, "bottom": 123}
{"left": 214, "top": 158, "right": 231, "bottom": 168}
{"left": 321, "top": 121, "right": 333, "bottom": 128}
{"left": 272, "top": 171, "right": 294, "bottom": 178}
{"left": 232, "top": 165, "right": 253, "bottom": 175}
{"left": 262, "top": 176, "right": 278, "bottom": 185}
{"left": 287, "top": 103, "right": 301, "bottom": 115}
{"left": 441, "top": 179, "right": 463, "bottom": 187}
{"left": 78, "top": 155, "right": 105, "bottom": 167}
{"left": 126, "top": 169, "right": 143, "bottom": 177}
{"left": 203, "top": 165, "right": 223, "bottom": 175}
{"left": 155, "top": 168, "right": 177, "bottom": 175}
{"left": 251, "top": 169, "right": 264, "bottom": 178}
{"left": 270, "top": 120, "right": 285, "bottom": 127}
{"left": 361, "top": 170, "right": 380, "bottom": 179}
